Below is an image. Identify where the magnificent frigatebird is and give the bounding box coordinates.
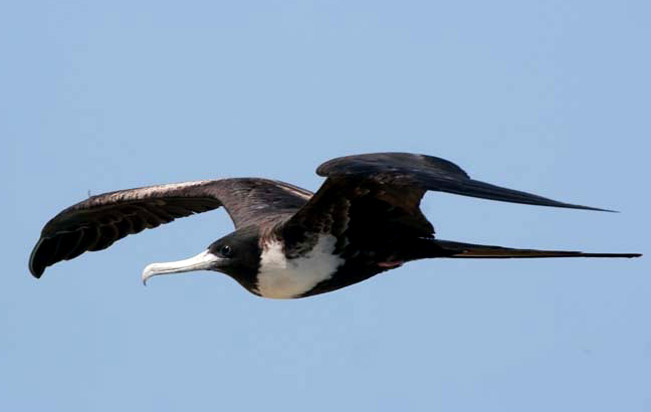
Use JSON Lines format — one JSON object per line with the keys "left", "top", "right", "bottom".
{"left": 29, "top": 153, "right": 640, "bottom": 298}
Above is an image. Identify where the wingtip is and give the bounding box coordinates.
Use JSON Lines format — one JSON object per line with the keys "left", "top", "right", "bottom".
{"left": 28, "top": 239, "right": 46, "bottom": 279}
{"left": 29, "top": 262, "right": 45, "bottom": 279}
{"left": 562, "top": 203, "right": 618, "bottom": 213}
{"left": 591, "top": 206, "right": 619, "bottom": 213}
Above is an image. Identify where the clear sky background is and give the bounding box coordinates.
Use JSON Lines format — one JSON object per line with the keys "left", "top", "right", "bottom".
{"left": 1, "top": 1, "right": 649, "bottom": 411}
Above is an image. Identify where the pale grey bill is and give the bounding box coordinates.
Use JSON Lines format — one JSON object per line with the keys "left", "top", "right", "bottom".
{"left": 141, "top": 250, "right": 221, "bottom": 285}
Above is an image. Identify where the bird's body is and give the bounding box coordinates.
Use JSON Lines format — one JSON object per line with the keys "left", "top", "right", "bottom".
{"left": 30, "top": 153, "right": 640, "bottom": 298}
{"left": 256, "top": 234, "right": 343, "bottom": 298}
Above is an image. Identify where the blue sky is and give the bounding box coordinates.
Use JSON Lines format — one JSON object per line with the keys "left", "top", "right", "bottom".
{"left": 1, "top": 1, "right": 649, "bottom": 411}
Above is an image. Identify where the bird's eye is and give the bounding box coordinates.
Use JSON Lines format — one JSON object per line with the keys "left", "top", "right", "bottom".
{"left": 220, "top": 245, "right": 233, "bottom": 257}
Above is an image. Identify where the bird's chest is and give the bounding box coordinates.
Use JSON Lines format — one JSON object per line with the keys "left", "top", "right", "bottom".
{"left": 255, "top": 235, "right": 344, "bottom": 299}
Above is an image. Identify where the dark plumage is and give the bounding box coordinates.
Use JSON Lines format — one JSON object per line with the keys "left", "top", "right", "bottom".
{"left": 29, "top": 153, "right": 640, "bottom": 298}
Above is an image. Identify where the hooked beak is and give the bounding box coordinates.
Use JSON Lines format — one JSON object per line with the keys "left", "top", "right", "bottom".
{"left": 142, "top": 250, "right": 222, "bottom": 285}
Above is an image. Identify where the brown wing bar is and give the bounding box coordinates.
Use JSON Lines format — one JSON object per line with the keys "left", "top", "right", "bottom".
{"left": 29, "top": 178, "right": 312, "bottom": 278}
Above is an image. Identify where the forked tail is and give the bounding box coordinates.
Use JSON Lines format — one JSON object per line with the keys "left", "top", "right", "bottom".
{"left": 433, "top": 239, "right": 641, "bottom": 259}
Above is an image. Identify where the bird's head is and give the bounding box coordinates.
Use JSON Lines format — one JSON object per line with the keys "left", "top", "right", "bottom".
{"left": 141, "top": 226, "right": 261, "bottom": 291}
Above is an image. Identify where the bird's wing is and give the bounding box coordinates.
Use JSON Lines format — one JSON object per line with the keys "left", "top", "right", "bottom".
{"left": 29, "top": 178, "right": 312, "bottom": 277}
{"left": 316, "top": 152, "right": 608, "bottom": 211}
{"left": 283, "top": 153, "right": 608, "bottom": 251}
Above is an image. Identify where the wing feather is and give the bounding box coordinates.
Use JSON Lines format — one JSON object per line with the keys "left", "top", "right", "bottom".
{"left": 29, "top": 178, "right": 312, "bottom": 278}
{"left": 284, "top": 152, "right": 611, "bottom": 254}
{"left": 316, "top": 152, "right": 610, "bottom": 211}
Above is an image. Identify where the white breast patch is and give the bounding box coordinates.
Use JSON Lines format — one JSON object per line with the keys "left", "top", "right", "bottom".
{"left": 255, "top": 235, "right": 344, "bottom": 299}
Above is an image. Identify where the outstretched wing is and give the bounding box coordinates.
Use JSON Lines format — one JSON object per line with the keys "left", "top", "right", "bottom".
{"left": 283, "top": 153, "right": 608, "bottom": 253}
{"left": 29, "top": 178, "right": 312, "bottom": 278}
{"left": 316, "top": 153, "right": 608, "bottom": 211}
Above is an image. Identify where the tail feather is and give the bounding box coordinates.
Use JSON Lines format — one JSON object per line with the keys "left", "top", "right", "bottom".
{"left": 434, "top": 239, "right": 641, "bottom": 259}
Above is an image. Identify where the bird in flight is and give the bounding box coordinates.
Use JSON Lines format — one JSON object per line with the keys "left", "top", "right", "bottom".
{"left": 29, "top": 153, "right": 640, "bottom": 299}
